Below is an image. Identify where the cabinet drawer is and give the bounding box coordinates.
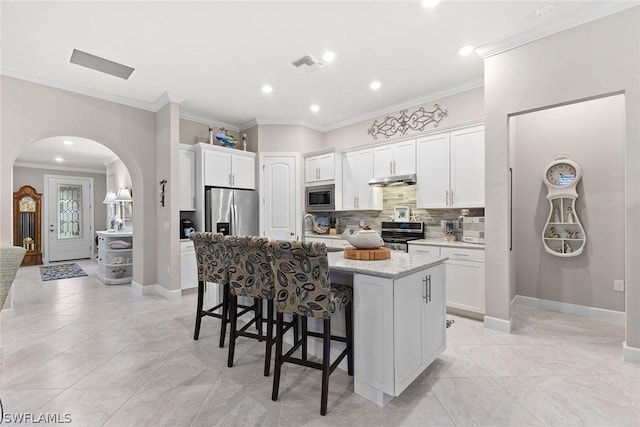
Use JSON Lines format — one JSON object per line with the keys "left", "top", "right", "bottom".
{"left": 408, "top": 245, "right": 440, "bottom": 257}
{"left": 180, "top": 241, "right": 194, "bottom": 252}
{"left": 440, "top": 247, "right": 485, "bottom": 262}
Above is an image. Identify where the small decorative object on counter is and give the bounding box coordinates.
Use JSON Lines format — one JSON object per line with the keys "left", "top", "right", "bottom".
{"left": 208, "top": 126, "right": 214, "bottom": 145}
{"left": 341, "top": 228, "right": 384, "bottom": 249}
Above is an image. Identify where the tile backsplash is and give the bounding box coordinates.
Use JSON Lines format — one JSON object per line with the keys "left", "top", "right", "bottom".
{"left": 319, "top": 186, "right": 484, "bottom": 238}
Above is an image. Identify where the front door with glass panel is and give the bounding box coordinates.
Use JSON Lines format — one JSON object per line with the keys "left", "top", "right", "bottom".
{"left": 46, "top": 176, "right": 93, "bottom": 262}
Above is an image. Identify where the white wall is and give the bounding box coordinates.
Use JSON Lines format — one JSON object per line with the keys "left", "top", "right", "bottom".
{"left": 512, "top": 95, "right": 625, "bottom": 312}
{"left": 258, "top": 124, "right": 324, "bottom": 153}
{"left": 484, "top": 8, "right": 640, "bottom": 351}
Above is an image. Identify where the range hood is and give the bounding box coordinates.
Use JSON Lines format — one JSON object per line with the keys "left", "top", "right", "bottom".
{"left": 368, "top": 173, "right": 417, "bottom": 186}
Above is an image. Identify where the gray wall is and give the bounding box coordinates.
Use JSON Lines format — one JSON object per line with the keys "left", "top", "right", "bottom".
{"left": 484, "top": 7, "right": 640, "bottom": 351}
{"left": 1, "top": 76, "right": 158, "bottom": 287}
{"left": 512, "top": 95, "right": 625, "bottom": 311}
{"left": 12, "top": 166, "right": 107, "bottom": 254}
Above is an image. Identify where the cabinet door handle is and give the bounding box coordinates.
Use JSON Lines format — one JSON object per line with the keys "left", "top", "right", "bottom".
{"left": 445, "top": 190, "right": 449, "bottom": 206}
{"left": 427, "top": 275, "right": 432, "bottom": 302}
{"left": 393, "top": 160, "right": 396, "bottom": 174}
{"left": 354, "top": 196, "right": 357, "bottom": 208}
{"left": 357, "top": 196, "right": 359, "bottom": 208}
{"left": 422, "top": 276, "right": 428, "bottom": 302}
{"left": 390, "top": 161, "right": 393, "bottom": 175}
{"left": 451, "top": 190, "right": 454, "bottom": 206}
{"left": 452, "top": 253, "right": 470, "bottom": 257}
{"left": 229, "top": 174, "right": 232, "bottom": 186}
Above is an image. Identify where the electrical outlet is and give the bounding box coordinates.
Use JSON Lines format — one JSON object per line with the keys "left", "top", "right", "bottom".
{"left": 614, "top": 280, "right": 625, "bottom": 292}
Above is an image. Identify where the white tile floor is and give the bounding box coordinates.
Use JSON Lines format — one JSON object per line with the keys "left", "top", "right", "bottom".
{"left": 1, "top": 259, "right": 639, "bottom": 426}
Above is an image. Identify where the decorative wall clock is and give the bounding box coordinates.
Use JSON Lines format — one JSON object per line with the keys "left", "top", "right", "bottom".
{"left": 541, "top": 156, "right": 586, "bottom": 257}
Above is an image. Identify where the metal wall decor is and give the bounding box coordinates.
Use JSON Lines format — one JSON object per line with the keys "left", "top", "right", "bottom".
{"left": 367, "top": 104, "right": 448, "bottom": 139}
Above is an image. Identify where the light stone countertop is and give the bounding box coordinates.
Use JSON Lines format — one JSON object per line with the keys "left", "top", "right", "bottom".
{"left": 409, "top": 238, "right": 485, "bottom": 250}
{"left": 305, "top": 233, "right": 345, "bottom": 240}
{"left": 328, "top": 251, "right": 447, "bottom": 280}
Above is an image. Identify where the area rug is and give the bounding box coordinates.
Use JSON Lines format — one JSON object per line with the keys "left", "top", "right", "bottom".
{"left": 39, "top": 263, "right": 88, "bottom": 281}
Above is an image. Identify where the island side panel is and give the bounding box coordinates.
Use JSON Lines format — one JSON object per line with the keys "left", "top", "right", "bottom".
{"left": 353, "top": 273, "right": 395, "bottom": 407}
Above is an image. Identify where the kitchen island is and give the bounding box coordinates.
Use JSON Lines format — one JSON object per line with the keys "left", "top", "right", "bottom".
{"left": 326, "top": 251, "right": 448, "bottom": 407}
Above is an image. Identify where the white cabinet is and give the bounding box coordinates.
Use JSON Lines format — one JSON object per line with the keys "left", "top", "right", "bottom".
{"left": 373, "top": 139, "right": 416, "bottom": 178}
{"left": 180, "top": 240, "right": 197, "bottom": 290}
{"left": 343, "top": 148, "right": 382, "bottom": 210}
{"left": 416, "top": 125, "right": 484, "bottom": 208}
{"left": 179, "top": 145, "right": 195, "bottom": 211}
{"left": 198, "top": 143, "right": 256, "bottom": 190}
{"left": 305, "top": 236, "right": 348, "bottom": 248}
{"left": 305, "top": 152, "right": 336, "bottom": 184}
{"left": 96, "top": 231, "right": 133, "bottom": 285}
{"left": 393, "top": 265, "right": 446, "bottom": 395}
{"left": 409, "top": 243, "right": 486, "bottom": 316}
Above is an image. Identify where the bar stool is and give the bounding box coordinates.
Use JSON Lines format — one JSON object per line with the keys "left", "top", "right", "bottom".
{"left": 225, "top": 235, "right": 298, "bottom": 376}
{"left": 190, "top": 232, "right": 230, "bottom": 347}
{"left": 267, "top": 240, "right": 353, "bottom": 416}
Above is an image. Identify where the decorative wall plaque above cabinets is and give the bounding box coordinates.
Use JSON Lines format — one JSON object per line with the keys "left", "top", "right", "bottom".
{"left": 541, "top": 156, "right": 586, "bottom": 257}
{"left": 367, "top": 104, "right": 448, "bottom": 140}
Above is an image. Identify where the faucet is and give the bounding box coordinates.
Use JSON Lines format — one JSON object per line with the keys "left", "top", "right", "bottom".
{"left": 302, "top": 213, "right": 318, "bottom": 242}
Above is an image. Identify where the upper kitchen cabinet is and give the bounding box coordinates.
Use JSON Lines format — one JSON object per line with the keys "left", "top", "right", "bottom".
{"left": 373, "top": 139, "right": 416, "bottom": 178}
{"left": 416, "top": 125, "right": 484, "bottom": 208}
{"left": 179, "top": 144, "right": 196, "bottom": 211}
{"left": 343, "top": 148, "right": 382, "bottom": 211}
{"left": 196, "top": 143, "right": 256, "bottom": 190}
{"left": 305, "top": 151, "right": 340, "bottom": 184}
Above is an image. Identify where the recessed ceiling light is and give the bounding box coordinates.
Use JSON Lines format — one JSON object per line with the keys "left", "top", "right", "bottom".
{"left": 422, "top": 0, "right": 442, "bottom": 8}
{"left": 370, "top": 81, "right": 382, "bottom": 91}
{"left": 322, "top": 51, "right": 336, "bottom": 63}
{"left": 310, "top": 104, "right": 320, "bottom": 113}
{"left": 458, "top": 44, "right": 476, "bottom": 56}
{"left": 261, "top": 85, "right": 273, "bottom": 94}
{"left": 55, "top": 156, "right": 64, "bottom": 162}
{"left": 63, "top": 140, "right": 73, "bottom": 146}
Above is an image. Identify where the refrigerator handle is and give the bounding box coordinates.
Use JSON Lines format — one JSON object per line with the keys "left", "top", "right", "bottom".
{"left": 231, "top": 204, "right": 237, "bottom": 236}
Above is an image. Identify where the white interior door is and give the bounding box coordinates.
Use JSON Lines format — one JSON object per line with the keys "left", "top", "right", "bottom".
{"left": 45, "top": 175, "right": 94, "bottom": 262}
{"left": 260, "top": 153, "right": 299, "bottom": 240}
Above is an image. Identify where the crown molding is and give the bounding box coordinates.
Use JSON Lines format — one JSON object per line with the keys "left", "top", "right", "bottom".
{"left": 14, "top": 161, "right": 106, "bottom": 175}
{"left": 240, "top": 118, "right": 325, "bottom": 132}
{"left": 0, "top": 67, "right": 163, "bottom": 112}
{"left": 476, "top": 1, "right": 640, "bottom": 59}
{"left": 178, "top": 111, "right": 240, "bottom": 132}
{"left": 322, "top": 79, "right": 484, "bottom": 132}
{"left": 152, "top": 91, "right": 187, "bottom": 110}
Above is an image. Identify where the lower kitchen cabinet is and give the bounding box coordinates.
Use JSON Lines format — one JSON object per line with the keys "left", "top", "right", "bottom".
{"left": 180, "top": 240, "right": 197, "bottom": 290}
{"left": 393, "top": 265, "right": 446, "bottom": 394}
{"left": 409, "top": 242, "right": 485, "bottom": 317}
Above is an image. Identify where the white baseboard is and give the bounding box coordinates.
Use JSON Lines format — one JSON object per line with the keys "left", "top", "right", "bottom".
{"left": 130, "top": 281, "right": 181, "bottom": 300}
{"left": 623, "top": 342, "right": 640, "bottom": 365}
{"left": 483, "top": 316, "right": 511, "bottom": 333}
{"left": 513, "top": 295, "right": 625, "bottom": 323}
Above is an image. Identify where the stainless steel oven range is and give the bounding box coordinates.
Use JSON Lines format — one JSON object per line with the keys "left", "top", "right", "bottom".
{"left": 381, "top": 221, "right": 424, "bottom": 252}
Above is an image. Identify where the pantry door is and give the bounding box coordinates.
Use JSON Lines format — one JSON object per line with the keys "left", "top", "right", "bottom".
{"left": 259, "top": 153, "right": 300, "bottom": 240}
{"left": 45, "top": 175, "right": 94, "bottom": 262}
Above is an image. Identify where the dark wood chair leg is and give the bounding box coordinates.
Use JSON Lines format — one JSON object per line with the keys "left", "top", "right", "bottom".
{"left": 272, "top": 312, "right": 284, "bottom": 402}
{"left": 227, "top": 294, "right": 238, "bottom": 368}
{"left": 264, "top": 301, "right": 274, "bottom": 376}
{"left": 194, "top": 280, "right": 205, "bottom": 340}
{"left": 301, "top": 316, "right": 308, "bottom": 361}
{"left": 320, "top": 318, "right": 331, "bottom": 416}
{"left": 345, "top": 301, "right": 354, "bottom": 376}
{"left": 219, "top": 283, "right": 230, "bottom": 348}
{"left": 293, "top": 314, "right": 299, "bottom": 345}
{"left": 256, "top": 298, "right": 263, "bottom": 338}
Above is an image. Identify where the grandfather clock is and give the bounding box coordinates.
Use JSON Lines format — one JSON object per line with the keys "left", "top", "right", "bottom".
{"left": 13, "top": 185, "right": 43, "bottom": 266}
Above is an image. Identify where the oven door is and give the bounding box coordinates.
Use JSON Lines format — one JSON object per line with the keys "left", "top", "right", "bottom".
{"left": 384, "top": 241, "right": 408, "bottom": 252}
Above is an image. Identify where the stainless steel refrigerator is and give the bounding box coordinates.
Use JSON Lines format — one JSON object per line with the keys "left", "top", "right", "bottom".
{"left": 205, "top": 187, "right": 258, "bottom": 236}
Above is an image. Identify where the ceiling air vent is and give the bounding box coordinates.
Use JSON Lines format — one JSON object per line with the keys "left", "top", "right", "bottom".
{"left": 290, "top": 54, "right": 324, "bottom": 74}
{"left": 70, "top": 49, "right": 135, "bottom": 80}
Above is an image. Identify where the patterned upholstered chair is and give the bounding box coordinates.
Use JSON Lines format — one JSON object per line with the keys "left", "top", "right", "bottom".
{"left": 224, "top": 235, "right": 298, "bottom": 376}
{"left": 267, "top": 240, "right": 353, "bottom": 416}
{"left": 190, "top": 232, "right": 230, "bottom": 347}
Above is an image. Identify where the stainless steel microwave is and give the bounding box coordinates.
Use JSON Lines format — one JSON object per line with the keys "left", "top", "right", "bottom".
{"left": 305, "top": 184, "right": 335, "bottom": 212}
